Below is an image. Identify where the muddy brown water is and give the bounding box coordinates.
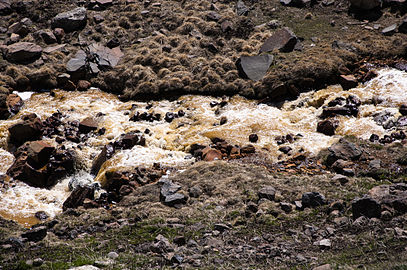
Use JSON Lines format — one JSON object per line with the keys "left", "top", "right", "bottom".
{"left": 0, "top": 68, "right": 405, "bottom": 227}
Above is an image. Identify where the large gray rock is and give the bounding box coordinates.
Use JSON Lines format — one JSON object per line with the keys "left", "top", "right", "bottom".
{"left": 51, "top": 7, "right": 87, "bottom": 32}
{"left": 350, "top": 0, "right": 382, "bottom": 10}
{"left": 260, "top": 28, "right": 297, "bottom": 53}
{"left": 5, "top": 42, "right": 42, "bottom": 63}
{"left": 236, "top": 54, "right": 273, "bottom": 81}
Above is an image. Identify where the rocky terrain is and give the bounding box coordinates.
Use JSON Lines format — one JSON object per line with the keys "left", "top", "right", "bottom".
{"left": 2, "top": 0, "right": 407, "bottom": 269}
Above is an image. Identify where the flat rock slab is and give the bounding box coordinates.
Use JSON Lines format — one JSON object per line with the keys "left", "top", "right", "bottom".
{"left": 236, "top": 54, "right": 273, "bottom": 81}
{"left": 6, "top": 42, "right": 42, "bottom": 63}
{"left": 51, "top": 7, "right": 87, "bottom": 32}
{"left": 260, "top": 28, "right": 297, "bottom": 53}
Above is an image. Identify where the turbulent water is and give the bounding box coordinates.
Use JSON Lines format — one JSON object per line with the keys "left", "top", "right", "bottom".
{"left": 0, "top": 68, "right": 405, "bottom": 227}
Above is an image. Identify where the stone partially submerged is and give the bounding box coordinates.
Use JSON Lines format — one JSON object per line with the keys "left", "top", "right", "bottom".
{"left": 236, "top": 54, "right": 273, "bottom": 81}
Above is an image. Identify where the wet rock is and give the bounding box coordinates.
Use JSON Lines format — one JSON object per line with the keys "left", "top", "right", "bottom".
{"left": 91, "top": 144, "right": 114, "bottom": 175}
{"left": 6, "top": 93, "right": 24, "bottom": 114}
{"left": 260, "top": 28, "right": 297, "bottom": 53}
{"left": 240, "top": 144, "right": 255, "bottom": 154}
{"left": 236, "top": 0, "right": 249, "bottom": 16}
{"left": 258, "top": 186, "right": 276, "bottom": 201}
{"left": 62, "top": 185, "right": 95, "bottom": 211}
{"left": 236, "top": 54, "right": 273, "bottom": 81}
{"left": 301, "top": 192, "right": 326, "bottom": 208}
{"left": 382, "top": 24, "right": 397, "bottom": 36}
{"left": 79, "top": 117, "right": 98, "bottom": 133}
{"left": 339, "top": 75, "right": 358, "bottom": 90}
{"left": 400, "top": 104, "right": 407, "bottom": 116}
{"left": 352, "top": 196, "right": 381, "bottom": 219}
{"left": 0, "top": 93, "right": 10, "bottom": 120}
{"left": 317, "top": 119, "right": 339, "bottom": 136}
{"left": 0, "top": 0, "right": 12, "bottom": 15}
{"left": 115, "top": 131, "right": 146, "bottom": 149}
{"left": 6, "top": 42, "right": 42, "bottom": 63}
{"left": 35, "top": 211, "right": 49, "bottom": 221}
{"left": 8, "top": 113, "right": 43, "bottom": 146}
{"left": 350, "top": 0, "right": 382, "bottom": 10}
{"left": 165, "top": 112, "right": 175, "bottom": 123}
{"left": 51, "top": 7, "right": 87, "bottom": 32}
{"left": 130, "top": 111, "right": 161, "bottom": 122}
{"left": 21, "top": 226, "right": 47, "bottom": 242}
{"left": 249, "top": 134, "right": 258, "bottom": 143}
{"left": 369, "top": 134, "right": 379, "bottom": 142}
{"left": 279, "top": 146, "right": 292, "bottom": 154}
{"left": 202, "top": 147, "right": 222, "bottom": 161}
{"left": 77, "top": 80, "right": 91, "bottom": 91}
{"left": 7, "top": 142, "right": 75, "bottom": 188}
{"left": 219, "top": 116, "right": 227, "bottom": 125}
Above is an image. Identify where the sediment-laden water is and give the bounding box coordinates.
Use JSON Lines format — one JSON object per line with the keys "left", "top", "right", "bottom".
{"left": 0, "top": 68, "right": 405, "bottom": 227}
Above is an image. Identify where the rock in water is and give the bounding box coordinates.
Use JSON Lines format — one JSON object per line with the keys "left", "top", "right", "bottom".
{"left": 8, "top": 113, "right": 43, "bottom": 146}
{"left": 236, "top": 54, "right": 273, "bottom": 81}
{"left": 79, "top": 117, "right": 98, "bottom": 133}
{"left": 6, "top": 42, "right": 42, "bottom": 63}
{"left": 317, "top": 119, "right": 339, "bottom": 136}
{"left": 63, "top": 185, "right": 95, "bottom": 211}
{"left": 51, "top": 7, "right": 87, "bottom": 32}
{"left": 350, "top": 0, "right": 381, "bottom": 10}
{"left": 260, "top": 28, "right": 297, "bottom": 53}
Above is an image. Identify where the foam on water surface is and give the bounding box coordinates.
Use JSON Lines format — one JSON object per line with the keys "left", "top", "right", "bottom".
{"left": 1, "top": 68, "right": 407, "bottom": 226}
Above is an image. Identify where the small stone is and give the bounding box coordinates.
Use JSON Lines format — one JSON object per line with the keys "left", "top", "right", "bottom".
{"left": 382, "top": 24, "right": 397, "bottom": 36}
{"left": 278, "top": 146, "right": 292, "bottom": 154}
{"left": 258, "top": 186, "right": 276, "bottom": 201}
{"left": 249, "top": 134, "right": 258, "bottom": 143}
{"left": 33, "top": 258, "right": 44, "bottom": 267}
{"left": 220, "top": 116, "right": 227, "bottom": 125}
{"left": 280, "top": 202, "right": 292, "bottom": 213}
{"left": 107, "top": 251, "right": 119, "bottom": 259}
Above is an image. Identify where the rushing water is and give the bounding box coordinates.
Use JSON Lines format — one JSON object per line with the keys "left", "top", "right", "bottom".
{"left": 0, "top": 68, "right": 406, "bottom": 227}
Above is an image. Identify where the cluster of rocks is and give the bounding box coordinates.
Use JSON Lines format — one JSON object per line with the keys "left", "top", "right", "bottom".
{"left": 317, "top": 95, "right": 361, "bottom": 136}
{"left": 189, "top": 137, "right": 256, "bottom": 162}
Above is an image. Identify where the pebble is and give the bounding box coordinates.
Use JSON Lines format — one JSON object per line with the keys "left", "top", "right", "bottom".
{"left": 107, "top": 251, "right": 119, "bottom": 259}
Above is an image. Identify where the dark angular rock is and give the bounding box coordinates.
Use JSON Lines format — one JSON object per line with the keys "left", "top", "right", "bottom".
{"left": 339, "top": 75, "right": 358, "bottom": 90}
{"left": 327, "top": 139, "right": 362, "bottom": 165}
{"left": 34, "top": 211, "right": 49, "bottom": 221}
{"left": 317, "top": 119, "right": 339, "bottom": 136}
{"left": 350, "top": 0, "right": 382, "bottom": 10}
{"left": 258, "top": 186, "right": 276, "bottom": 201}
{"left": 279, "top": 146, "right": 292, "bottom": 154}
{"left": 352, "top": 196, "right": 381, "bottom": 219}
{"left": 37, "top": 30, "right": 57, "bottom": 44}
{"left": 62, "top": 185, "right": 95, "bottom": 211}
{"left": 51, "top": 7, "right": 87, "bottom": 32}
{"left": 249, "top": 134, "right": 258, "bottom": 143}
{"left": 6, "top": 42, "right": 42, "bottom": 63}
{"left": 221, "top": 20, "right": 233, "bottom": 32}
{"left": 160, "top": 179, "right": 187, "bottom": 207}
{"left": 400, "top": 104, "right": 407, "bottom": 116}
{"left": 116, "top": 131, "right": 146, "bottom": 149}
{"left": 8, "top": 18, "right": 31, "bottom": 37}
{"left": 236, "top": 54, "right": 273, "bottom": 81}
{"left": 8, "top": 113, "right": 43, "bottom": 146}
{"left": 79, "top": 117, "right": 98, "bottom": 133}
{"left": 399, "top": 17, "right": 407, "bottom": 33}
{"left": 302, "top": 192, "right": 326, "bottom": 208}
{"left": 165, "top": 112, "right": 175, "bottom": 123}
{"left": 260, "top": 28, "right": 297, "bottom": 53}
{"left": 21, "top": 226, "right": 47, "bottom": 242}
{"left": 0, "top": 93, "right": 10, "bottom": 120}
{"left": 0, "top": 0, "right": 12, "bottom": 15}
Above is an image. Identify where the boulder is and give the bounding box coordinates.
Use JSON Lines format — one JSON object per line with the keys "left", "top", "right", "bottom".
{"left": 0, "top": 93, "right": 10, "bottom": 120}
{"left": 350, "top": 0, "right": 382, "bottom": 10}
{"left": 236, "top": 54, "right": 273, "bottom": 81}
{"left": 0, "top": 0, "right": 12, "bottom": 15}
{"left": 66, "top": 49, "right": 88, "bottom": 73}
{"left": 352, "top": 196, "right": 381, "bottom": 219}
{"left": 326, "top": 139, "right": 362, "bottom": 165}
{"left": 301, "top": 192, "right": 326, "bottom": 208}
{"left": 317, "top": 119, "right": 339, "bottom": 136}
{"left": 7, "top": 143, "right": 75, "bottom": 188}
{"left": 339, "top": 75, "right": 358, "bottom": 90}
{"left": 62, "top": 185, "right": 95, "bottom": 211}
{"left": 51, "top": 7, "right": 87, "bottom": 32}
{"left": 37, "top": 29, "right": 57, "bottom": 44}
{"left": 258, "top": 186, "right": 276, "bottom": 201}
{"left": 6, "top": 42, "right": 42, "bottom": 63}
{"left": 6, "top": 93, "right": 24, "bottom": 114}
{"left": 21, "top": 226, "right": 47, "bottom": 242}
{"left": 260, "top": 28, "right": 297, "bottom": 53}
{"left": 8, "top": 113, "right": 43, "bottom": 146}
{"left": 79, "top": 117, "right": 98, "bottom": 133}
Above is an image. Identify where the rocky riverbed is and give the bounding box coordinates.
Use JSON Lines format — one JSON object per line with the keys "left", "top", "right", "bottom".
{"left": 2, "top": 0, "right": 407, "bottom": 269}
